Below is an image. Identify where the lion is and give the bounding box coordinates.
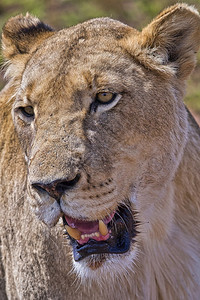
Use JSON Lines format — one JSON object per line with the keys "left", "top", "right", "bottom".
{"left": 0, "top": 3, "right": 200, "bottom": 299}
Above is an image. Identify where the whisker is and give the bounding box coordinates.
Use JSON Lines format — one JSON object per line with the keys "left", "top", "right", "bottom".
{"left": 114, "top": 210, "right": 129, "bottom": 233}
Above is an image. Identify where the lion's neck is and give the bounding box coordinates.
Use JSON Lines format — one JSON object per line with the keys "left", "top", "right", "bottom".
{"left": 174, "top": 114, "right": 200, "bottom": 230}
{"left": 141, "top": 115, "right": 200, "bottom": 300}
{"left": 125, "top": 114, "right": 200, "bottom": 300}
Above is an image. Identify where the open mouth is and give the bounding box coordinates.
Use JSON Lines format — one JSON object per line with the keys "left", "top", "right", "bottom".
{"left": 63, "top": 204, "right": 138, "bottom": 261}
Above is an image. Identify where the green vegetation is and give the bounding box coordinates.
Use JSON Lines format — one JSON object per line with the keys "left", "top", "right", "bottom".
{"left": 0, "top": 0, "right": 200, "bottom": 114}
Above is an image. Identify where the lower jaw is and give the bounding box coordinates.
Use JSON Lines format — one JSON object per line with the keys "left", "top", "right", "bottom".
{"left": 64, "top": 204, "right": 138, "bottom": 262}
{"left": 72, "top": 230, "right": 132, "bottom": 262}
{"left": 73, "top": 247, "right": 138, "bottom": 275}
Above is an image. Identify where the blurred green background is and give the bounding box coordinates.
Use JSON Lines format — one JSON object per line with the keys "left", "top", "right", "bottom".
{"left": 0, "top": 0, "right": 200, "bottom": 118}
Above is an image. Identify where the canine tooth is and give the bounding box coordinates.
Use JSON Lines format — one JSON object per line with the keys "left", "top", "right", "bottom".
{"left": 99, "top": 220, "right": 108, "bottom": 236}
{"left": 65, "top": 225, "right": 81, "bottom": 240}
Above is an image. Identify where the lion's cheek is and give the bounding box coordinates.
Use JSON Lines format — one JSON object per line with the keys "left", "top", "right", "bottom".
{"left": 27, "top": 184, "right": 62, "bottom": 227}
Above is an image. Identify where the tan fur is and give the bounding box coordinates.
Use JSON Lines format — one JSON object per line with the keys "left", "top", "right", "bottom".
{"left": 0, "top": 4, "right": 200, "bottom": 299}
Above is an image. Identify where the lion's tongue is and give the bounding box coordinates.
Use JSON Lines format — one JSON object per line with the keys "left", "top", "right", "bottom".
{"left": 65, "top": 216, "right": 99, "bottom": 234}
{"left": 65, "top": 212, "right": 114, "bottom": 233}
{"left": 64, "top": 212, "right": 115, "bottom": 245}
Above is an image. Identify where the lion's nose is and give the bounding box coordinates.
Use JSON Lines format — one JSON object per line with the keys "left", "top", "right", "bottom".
{"left": 32, "top": 174, "right": 81, "bottom": 201}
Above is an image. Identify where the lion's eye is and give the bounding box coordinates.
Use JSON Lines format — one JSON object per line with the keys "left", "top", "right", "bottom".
{"left": 19, "top": 106, "right": 34, "bottom": 118}
{"left": 96, "top": 92, "right": 117, "bottom": 104}
{"left": 90, "top": 92, "right": 122, "bottom": 113}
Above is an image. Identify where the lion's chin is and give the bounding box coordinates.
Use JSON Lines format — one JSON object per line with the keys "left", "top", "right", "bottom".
{"left": 72, "top": 247, "right": 138, "bottom": 282}
{"left": 63, "top": 204, "right": 138, "bottom": 263}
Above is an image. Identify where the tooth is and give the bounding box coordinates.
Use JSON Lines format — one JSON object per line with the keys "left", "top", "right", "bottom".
{"left": 99, "top": 220, "right": 108, "bottom": 236}
{"left": 65, "top": 225, "right": 81, "bottom": 240}
{"left": 95, "top": 232, "right": 100, "bottom": 237}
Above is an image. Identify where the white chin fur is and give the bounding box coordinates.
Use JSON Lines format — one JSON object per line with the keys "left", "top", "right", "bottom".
{"left": 72, "top": 246, "right": 138, "bottom": 285}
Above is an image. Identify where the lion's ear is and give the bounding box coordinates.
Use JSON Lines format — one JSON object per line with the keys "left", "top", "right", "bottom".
{"left": 142, "top": 4, "right": 200, "bottom": 79}
{"left": 2, "top": 13, "right": 54, "bottom": 79}
{"left": 124, "top": 4, "right": 200, "bottom": 79}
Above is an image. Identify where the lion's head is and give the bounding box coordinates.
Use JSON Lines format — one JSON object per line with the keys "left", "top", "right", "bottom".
{"left": 2, "top": 4, "right": 200, "bottom": 280}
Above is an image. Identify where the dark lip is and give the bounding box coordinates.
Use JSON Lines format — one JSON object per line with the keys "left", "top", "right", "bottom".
{"left": 63, "top": 204, "right": 138, "bottom": 262}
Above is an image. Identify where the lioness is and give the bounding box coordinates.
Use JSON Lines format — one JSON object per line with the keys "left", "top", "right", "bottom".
{"left": 0, "top": 3, "right": 200, "bottom": 300}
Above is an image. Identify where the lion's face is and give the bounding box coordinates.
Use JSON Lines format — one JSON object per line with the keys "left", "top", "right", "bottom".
{"left": 3, "top": 6, "right": 199, "bottom": 278}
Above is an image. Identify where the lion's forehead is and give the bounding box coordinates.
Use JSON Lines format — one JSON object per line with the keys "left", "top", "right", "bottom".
{"left": 21, "top": 42, "right": 143, "bottom": 105}
{"left": 21, "top": 20, "right": 135, "bottom": 84}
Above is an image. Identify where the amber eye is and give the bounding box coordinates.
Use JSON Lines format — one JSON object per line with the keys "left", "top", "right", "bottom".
{"left": 96, "top": 92, "right": 116, "bottom": 104}
{"left": 19, "top": 106, "right": 34, "bottom": 118}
